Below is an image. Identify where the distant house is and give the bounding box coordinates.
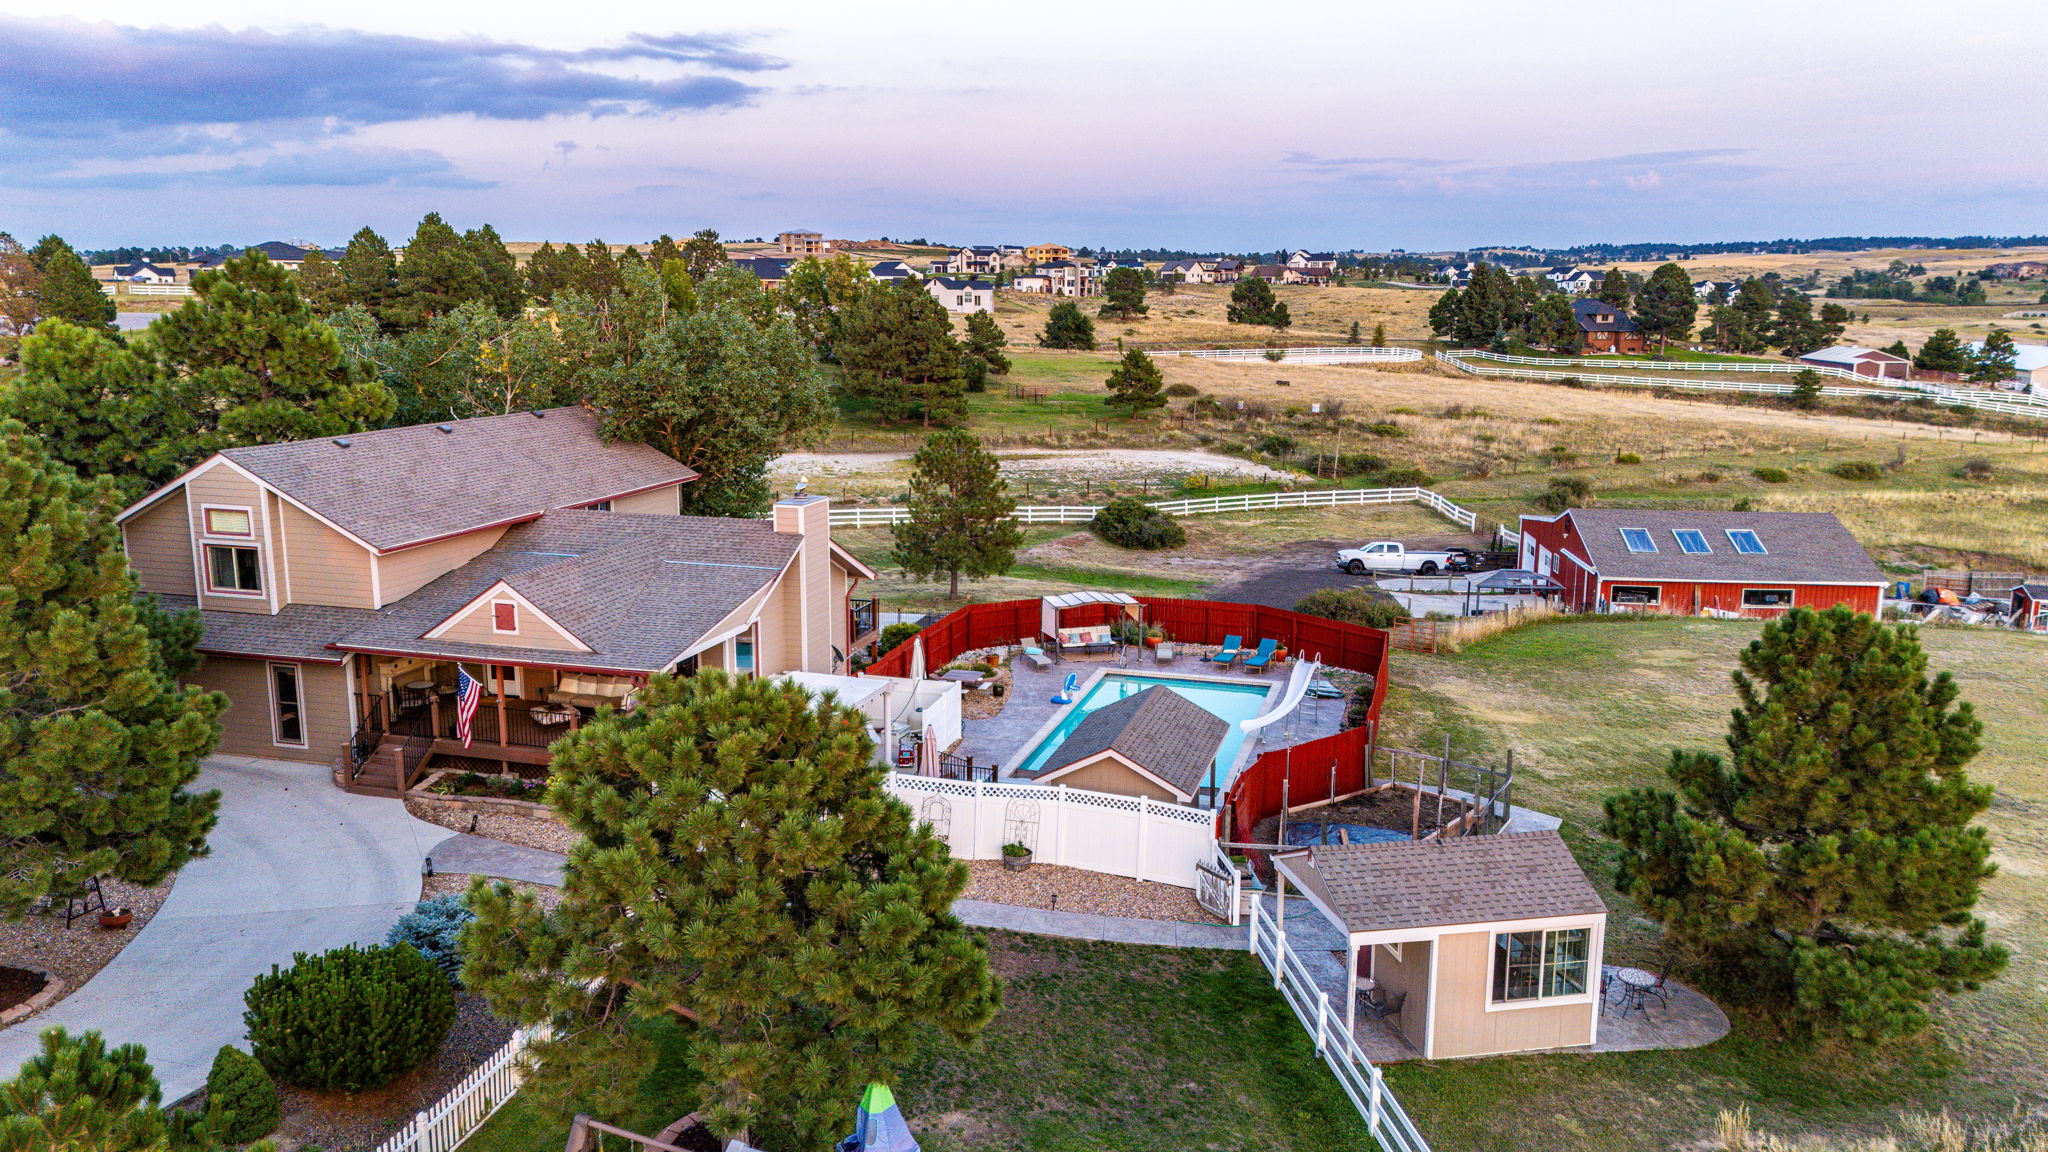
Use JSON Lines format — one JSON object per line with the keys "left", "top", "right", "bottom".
{"left": 109, "top": 261, "right": 178, "bottom": 284}
{"left": 1286, "top": 250, "right": 1337, "bottom": 270}
{"left": 1025, "top": 243, "right": 1074, "bottom": 265}
{"left": 1984, "top": 261, "right": 2047, "bottom": 279}
{"left": 777, "top": 231, "right": 830, "bottom": 256}
{"left": 1964, "top": 339, "right": 2048, "bottom": 391}
{"left": 1247, "top": 264, "right": 1289, "bottom": 283}
{"left": 1550, "top": 267, "right": 1602, "bottom": 295}
{"left": 1691, "top": 279, "right": 1741, "bottom": 302}
{"left": 925, "top": 277, "right": 993, "bottom": 314}
{"left": 1798, "top": 345, "right": 1910, "bottom": 380}
{"left": 2012, "top": 584, "right": 2048, "bottom": 633}
{"left": 1035, "top": 261, "right": 1098, "bottom": 297}
{"left": 1570, "top": 299, "right": 1646, "bottom": 354}
{"left": 868, "top": 260, "right": 917, "bottom": 283}
{"left": 1276, "top": 831, "right": 1609, "bottom": 1059}
{"left": 1516, "top": 508, "right": 1887, "bottom": 617}
{"left": 930, "top": 246, "right": 1012, "bottom": 276}
{"left": 729, "top": 257, "right": 795, "bottom": 288}
{"left": 1007, "top": 273, "right": 1051, "bottom": 294}
{"left": 1282, "top": 266, "right": 1331, "bottom": 286}
{"left": 1024, "top": 685, "right": 1228, "bottom": 804}
{"left": 192, "top": 242, "right": 340, "bottom": 274}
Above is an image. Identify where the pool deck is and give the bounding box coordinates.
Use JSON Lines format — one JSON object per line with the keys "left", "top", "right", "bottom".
{"left": 952, "top": 646, "right": 1349, "bottom": 781}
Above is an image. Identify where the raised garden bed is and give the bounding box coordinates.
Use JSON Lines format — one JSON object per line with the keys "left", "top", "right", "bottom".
{"left": 0, "top": 966, "right": 47, "bottom": 1013}
{"left": 1253, "top": 781, "right": 1478, "bottom": 846}
{"left": 408, "top": 769, "right": 560, "bottom": 822}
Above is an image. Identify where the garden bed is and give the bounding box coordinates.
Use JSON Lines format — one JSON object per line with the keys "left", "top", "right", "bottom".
{"left": 0, "top": 873, "right": 174, "bottom": 1030}
{"left": 0, "top": 966, "right": 48, "bottom": 1014}
{"left": 1252, "top": 782, "right": 1475, "bottom": 845}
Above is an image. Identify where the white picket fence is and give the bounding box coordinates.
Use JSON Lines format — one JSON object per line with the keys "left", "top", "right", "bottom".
{"left": 886, "top": 773, "right": 1219, "bottom": 887}
{"left": 1437, "top": 352, "right": 2048, "bottom": 421}
{"left": 1166, "top": 346, "right": 1423, "bottom": 365}
{"left": 829, "top": 485, "right": 1478, "bottom": 531}
{"left": 368, "top": 1027, "right": 540, "bottom": 1152}
{"left": 1247, "top": 894, "right": 1432, "bottom": 1151}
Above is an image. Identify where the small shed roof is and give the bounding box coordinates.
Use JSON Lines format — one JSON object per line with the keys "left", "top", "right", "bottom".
{"left": 1039, "top": 685, "right": 1227, "bottom": 798}
{"left": 1283, "top": 830, "right": 1605, "bottom": 935}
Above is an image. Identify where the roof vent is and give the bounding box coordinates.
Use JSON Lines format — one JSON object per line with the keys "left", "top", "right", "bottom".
{"left": 333, "top": 437, "right": 352, "bottom": 447}
{"left": 531, "top": 409, "right": 545, "bottom": 418}
{"left": 436, "top": 423, "right": 454, "bottom": 434}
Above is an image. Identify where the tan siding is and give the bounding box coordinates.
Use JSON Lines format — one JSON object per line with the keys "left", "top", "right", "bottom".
{"left": 189, "top": 656, "right": 348, "bottom": 764}
{"left": 186, "top": 463, "right": 273, "bottom": 614}
{"left": 1042, "top": 754, "right": 1179, "bottom": 802}
{"left": 434, "top": 593, "right": 585, "bottom": 651}
{"left": 829, "top": 559, "right": 855, "bottom": 652}
{"left": 1428, "top": 929, "right": 1595, "bottom": 1058}
{"left": 1371, "top": 940, "right": 1431, "bottom": 1046}
{"left": 276, "top": 500, "right": 375, "bottom": 608}
{"left": 377, "top": 527, "right": 508, "bottom": 605}
{"left": 123, "top": 490, "right": 195, "bottom": 597}
{"left": 607, "top": 484, "right": 680, "bottom": 515}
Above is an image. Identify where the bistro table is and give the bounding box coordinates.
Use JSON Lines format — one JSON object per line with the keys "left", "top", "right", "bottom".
{"left": 1609, "top": 966, "right": 1658, "bottom": 1014}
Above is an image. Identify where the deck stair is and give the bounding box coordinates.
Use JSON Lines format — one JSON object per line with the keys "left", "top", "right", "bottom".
{"left": 346, "top": 734, "right": 432, "bottom": 798}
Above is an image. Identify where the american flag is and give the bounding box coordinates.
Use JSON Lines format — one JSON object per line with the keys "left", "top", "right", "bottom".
{"left": 454, "top": 667, "right": 482, "bottom": 749}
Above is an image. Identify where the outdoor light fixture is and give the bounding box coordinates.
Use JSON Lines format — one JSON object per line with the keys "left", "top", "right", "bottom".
{"left": 422, "top": 856, "right": 434, "bottom": 878}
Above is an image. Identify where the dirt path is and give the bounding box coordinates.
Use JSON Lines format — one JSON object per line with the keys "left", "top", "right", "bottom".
{"left": 770, "top": 448, "right": 1292, "bottom": 480}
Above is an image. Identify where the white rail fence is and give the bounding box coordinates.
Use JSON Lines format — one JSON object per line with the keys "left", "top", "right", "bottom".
{"left": 1452, "top": 348, "right": 1871, "bottom": 380}
{"left": 1166, "top": 346, "right": 1423, "bottom": 365}
{"left": 829, "top": 485, "right": 1479, "bottom": 531}
{"left": 369, "top": 1026, "right": 540, "bottom": 1152}
{"left": 1247, "top": 894, "right": 1432, "bottom": 1151}
{"left": 886, "top": 773, "right": 1219, "bottom": 888}
{"left": 99, "top": 283, "right": 193, "bottom": 297}
{"left": 1437, "top": 352, "right": 2048, "bottom": 421}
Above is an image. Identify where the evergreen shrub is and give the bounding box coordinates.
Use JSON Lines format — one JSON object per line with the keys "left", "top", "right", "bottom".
{"left": 244, "top": 944, "right": 455, "bottom": 1092}
{"left": 205, "top": 1045, "right": 279, "bottom": 1143}
{"left": 1090, "top": 497, "right": 1185, "bottom": 550}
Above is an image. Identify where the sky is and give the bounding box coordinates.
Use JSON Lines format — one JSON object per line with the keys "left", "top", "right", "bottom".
{"left": 1, "top": 0, "right": 2043, "bottom": 252}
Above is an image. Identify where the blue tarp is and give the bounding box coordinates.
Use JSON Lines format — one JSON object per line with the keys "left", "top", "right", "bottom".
{"left": 1283, "top": 822, "right": 1409, "bottom": 847}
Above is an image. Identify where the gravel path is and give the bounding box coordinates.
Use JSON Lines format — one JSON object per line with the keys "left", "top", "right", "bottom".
{"left": 406, "top": 799, "right": 579, "bottom": 855}
{"left": 771, "top": 448, "right": 1292, "bottom": 481}
{"left": 0, "top": 875, "right": 175, "bottom": 1029}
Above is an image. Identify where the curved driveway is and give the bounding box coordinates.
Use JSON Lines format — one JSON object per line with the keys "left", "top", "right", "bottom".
{"left": 0, "top": 755, "right": 453, "bottom": 1101}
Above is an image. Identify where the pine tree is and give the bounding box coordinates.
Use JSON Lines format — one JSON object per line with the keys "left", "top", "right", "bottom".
{"left": 3, "top": 320, "right": 195, "bottom": 492}
{"left": 679, "top": 229, "right": 727, "bottom": 283}
{"left": 1371, "top": 322, "right": 1386, "bottom": 348}
{"left": 1346, "top": 320, "right": 1360, "bottom": 345}
{"left": 1527, "top": 292, "right": 1578, "bottom": 352}
{"left": 1097, "top": 267, "right": 1147, "bottom": 319}
{"left": 1226, "top": 277, "right": 1286, "bottom": 327}
{"left": 0, "top": 1028, "right": 170, "bottom": 1151}
{"left": 337, "top": 227, "right": 400, "bottom": 325}
{"left": 1453, "top": 263, "right": 1513, "bottom": 346}
{"left": 1634, "top": 262, "right": 1699, "bottom": 352}
{"left": 29, "top": 237, "right": 114, "bottom": 333}
{"left": 463, "top": 224, "right": 526, "bottom": 319}
{"left": 1882, "top": 339, "right": 1910, "bottom": 359}
{"left": 1790, "top": 368, "right": 1824, "bottom": 410}
{"left": 463, "top": 672, "right": 999, "bottom": 1149}
{"left": 892, "top": 429, "right": 1023, "bottom": 599}
{"left": 1604, "top": 607, "right": 2007, "bottom": 1043}
{"left": 1427, "top": 288, "right": 1460, "bottom": 338}
{"left": 1103, "top": 349, "right": 1167, "bottom": 417}
{"left": 1596, "top": 267, "right": 1631, "bottom": 308}
{"left": 963, "top": 310, "right": 1011, "bottom": 376}
{"left": 1770, "top": 294, "right": 1830, "bottom": 356}
{"left": 391, "top": 213, "right": 485, "bottom": 328}
{"left": 647, "top": 234, "right": 684, "bottom": 270}
{"left": 0, "top": 423, "right": 224, "bottom": 919}
{"left": 1913, "top": 327, "right": 1972, "bottom": 374}
{"left": 836, "top": 280, "right": 967, "bottom": 426}
{"left": 1728, "top": 278, "right": 1776, "bottom": 353}
{"left": 1038, "top": 299, "right": 1096, "bottom": 349}
{"left": 294, "top": 249, "right": 347, "bottom": 315}
{"left": 1969, "top": 329, "right": 2018, "bottom": 384}
{"left": 203, "top": 1046, "right": 278, "bottom": 1143}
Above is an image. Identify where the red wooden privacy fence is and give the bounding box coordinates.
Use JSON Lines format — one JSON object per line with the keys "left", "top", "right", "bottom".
{"left": 863, "top": 597, "right": 1392, "bottom": 840}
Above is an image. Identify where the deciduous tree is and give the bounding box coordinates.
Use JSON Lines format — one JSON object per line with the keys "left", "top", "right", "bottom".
{"left": 679, "top": 229, "right": 727, "bottom": 283}
{"left": 1604, "top": 607, "right": 2007, "bottom": 1043}
{"left": 1103, "top": 349, "right": 1166, "bottom": 417}
{"left": 0, "top": 233, "right": 40, "bottom": 357}
{"left": 462, "top": 672, "right": 998, "bottom": 1150}
{"left": 892, "top": 429, "right": 1023, "bottom": 599}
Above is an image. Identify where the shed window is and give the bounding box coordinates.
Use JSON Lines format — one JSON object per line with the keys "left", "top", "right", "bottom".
{"left": 1618, "top": 528, "right": 1657, "bottom": 553}
{"left": 1673, "top": 529, "right": 1712, "bottom": 555}
{"left": 1611, "top": 585, "right": 1661, "bottom": 605}
{"left": 1492, "top": 927, "right": 1590, "bottom": 1003}
{"left": 491, "top": 601, "right": 518, "bottom": 632}
{"left": 203, "top": 507, "right": 253, "bottom": 537}
{"left": 1742, "top": 588, "right": 1794, "bottom": 607}
{"left": 1726, "top": 529, "right": 1767, "bottom": 555}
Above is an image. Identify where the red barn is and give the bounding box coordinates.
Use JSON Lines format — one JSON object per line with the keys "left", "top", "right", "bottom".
{"left": 1517, "top": 509, "right": 1885, "bottom": 618}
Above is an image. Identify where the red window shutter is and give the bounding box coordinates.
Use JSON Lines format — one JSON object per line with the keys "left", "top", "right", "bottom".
{"left": 493, "top": 602, "right": 517, "bottom": 631}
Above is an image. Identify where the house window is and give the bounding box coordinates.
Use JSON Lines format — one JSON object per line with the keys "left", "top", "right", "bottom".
{"left": 582, "top": 500, "right": 612, "bottom": 512}
{"left": 1726, "top": 529, "right": 1767, "bottom": 555}
{"left": 491, "top": 602, "right": 518, "bottom": 633}
{"left": 206, "top": 545, "right": 263, "bottom": 594}
{"left": 1492, "top": 927, "right": 1590, "bottom": 1003}
{"left": 734, "top": 637, "right": 755, "bottom": 673}
{"left": 1673, "top": 529, "right": 1712, "bottom": 555}
{"left": 1742, "top": 588, "right": 1794, "bottom": 608}
{"left": 268, "top": 663, "right": 305, "bottom": 747}
{"left": 1618, "top": 528, "right": 1658, "bottom": 553}
{"left": 1611, "top": 585, "right": 1662, "bottom": 605}
{"left": 203, "top": 507, "right": 253, "bottom": 537}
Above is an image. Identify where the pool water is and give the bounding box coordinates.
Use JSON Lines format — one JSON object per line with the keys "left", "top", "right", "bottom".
{"left": 1011, "top": 672, "right": 1276, "bottom": 795}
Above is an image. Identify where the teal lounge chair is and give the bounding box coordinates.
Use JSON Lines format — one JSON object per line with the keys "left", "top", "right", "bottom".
{"left": 1210, "top": 635, "right": 1244, "bottom": 666}
{"left": 1243, "top": 638, "right": 1279, "bottom": 671}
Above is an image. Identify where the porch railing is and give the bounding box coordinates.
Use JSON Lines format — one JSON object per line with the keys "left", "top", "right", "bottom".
{"left": 850, "top": 597, "right": 879, "bottom": 641}
{"left": 379, "top": 694, "right": 569, "bottom": 751}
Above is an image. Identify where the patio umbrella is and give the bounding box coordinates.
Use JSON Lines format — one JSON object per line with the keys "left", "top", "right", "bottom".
{"left": 838, "top": 1082, "right": 919, "bottom": 1152}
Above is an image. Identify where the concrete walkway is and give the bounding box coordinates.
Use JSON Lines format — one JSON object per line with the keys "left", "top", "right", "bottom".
{"left": 427, "top": 834, "right": 566, "bottom": 886}
{"left": 0, "top": 755, "right": 450, "bottom": 1102}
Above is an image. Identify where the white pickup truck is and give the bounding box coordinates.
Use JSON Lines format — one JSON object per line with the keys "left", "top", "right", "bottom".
{"left": 1333, "top": 541, "right": 1462, "bottom": 576}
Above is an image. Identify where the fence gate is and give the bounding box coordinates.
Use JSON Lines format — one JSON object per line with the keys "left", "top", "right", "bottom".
{"left": 1194, "top": 855, "right": 1238, "bottom": 925}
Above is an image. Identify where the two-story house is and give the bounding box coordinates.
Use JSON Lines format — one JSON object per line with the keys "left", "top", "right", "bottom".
{"left": 1025, "top": 243, "right": 1074, "bottom": 265}
{"left": 116, "top": 407, "right": 877, "bottom": 795}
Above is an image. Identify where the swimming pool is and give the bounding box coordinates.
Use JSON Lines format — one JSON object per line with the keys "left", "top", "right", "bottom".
{"left": 1009, "top": 672, "right": 1277, "bottom": 798}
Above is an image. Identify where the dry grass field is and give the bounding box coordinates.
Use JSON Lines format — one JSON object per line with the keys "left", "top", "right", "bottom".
{"left": 1606, "top": 244, "right": 2048, "bottom": 287}
{"left": 986, "top": 283, "right": 1440, "bottom": 346}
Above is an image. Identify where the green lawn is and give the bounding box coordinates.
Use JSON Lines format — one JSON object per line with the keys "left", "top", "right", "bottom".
{"left": 459, "top": 932, "right": 1378, "bottom": 1152}
{"left": 1376, "top": 617, "right": 2048, "bottom": 1150}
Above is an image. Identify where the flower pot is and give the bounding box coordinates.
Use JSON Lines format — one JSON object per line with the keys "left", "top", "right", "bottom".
{"left": 99, "top": 908, "right": 133, "bottom": 930}
{"left": 1002, "top": 850, "right": 1032, "bottom": 872}
{"left": 1143, "top": 635, "right": 1162, "bottom": 648}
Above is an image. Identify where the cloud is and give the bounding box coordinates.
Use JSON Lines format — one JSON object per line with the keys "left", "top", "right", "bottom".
{"left": 28, "top": 146, "right": 494, "bottom": 190}
{"left": 1280, "top": 148, "right": 1772, "bottom": 196}
{"left": 0, "top": 18, "right": 780, "bottom": 137}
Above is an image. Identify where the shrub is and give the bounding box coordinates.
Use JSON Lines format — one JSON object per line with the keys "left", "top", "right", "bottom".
{"left": 1614, "top": 452, "right": 1642, "bottom": 465}
{"left": 1254, "top": 433, "right": 1296, "bottom": 456}
{"left": 206, "top": 1046, "right": 279, "bottom": 1144}
{"left": 1333, "top": 452, "right": 1389, "bottom": 475}
{"left": 244, "top": 943, "right": 456, "bottom": 1092}
{"left": 1827, "top": 461, "right": 1883, "bottom": 481}
{"left": 1958, "top": 457, "right": 1995, "bottom": 481}
{"left": 1164, "top": 382, "right": 1199, "bottom": 397}
{"left": 1556, "top": 375, "right": 1588, "bottom": 388}
{"left": 1262, "top": 347, "right": 1286, "bottom": 362}
{"left": 1378, "top": 466, "right": 1433, "bottom": 488}
{"left": 962, "top": 355, "right": 989, "bottom": 393}
{"left": 1364, "top": 422, "right": 1407, "bottom": 438}
{"left": 876, "top": 622, "right": 921, "bottom": 656}
{"left": 1751, "top": 466, "right": 1791, "bottom": 483}
{"left": 386, "top": 894, "right": 475, "bottom": 985}
{"left": 1293, "top": 587, "right": 1412, "bottom": 630}
{"left": 1091, "top": 497, "right": 1185, "bottom": 550}
{"left": 1190, "top": 395, "right": 1224, "bottom": 416}
{"left": 1533, "top": 475, "right": 1593, "bottom": 512}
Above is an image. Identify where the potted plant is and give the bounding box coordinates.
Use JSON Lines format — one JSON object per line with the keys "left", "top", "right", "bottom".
{"left": 1143, "top": 627, "right": 1164, "bottom": 648}
{"left": 1001, "top": 841, "right": 1033, "bottom": 872}
{"left": 99, "top": 907, "right": 134, "bottom": 930}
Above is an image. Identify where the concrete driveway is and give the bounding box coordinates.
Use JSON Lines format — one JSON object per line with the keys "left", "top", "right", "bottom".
{"left": 0, "top": 754, "right": 452, "bottom": 1102}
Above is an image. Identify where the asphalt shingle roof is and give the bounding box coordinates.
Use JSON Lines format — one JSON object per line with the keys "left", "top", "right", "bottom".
{"left": 1290, "top": 830, "right": 1605, "bottom": 933}
{"left": 1558, "top": 508, "right": 1884, "bottom": 583}
{"left": 219, "top": 407, "right": 696, "bottom": 552}
{"left": 154, "top": 595, "right": 376, "bottom": 664}
{"left": 1040, "top": 685, "right": 1228, "bottom": 798}
{"left": 1572, "top": 298, "right": 1639, "bottom": 333}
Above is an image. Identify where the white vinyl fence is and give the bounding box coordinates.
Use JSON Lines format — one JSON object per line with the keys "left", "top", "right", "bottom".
{"left": 368, "top": 1027, "right": 540, "bottom": 1152}
{"left": 886, "top": 773, "right": 1219, "bottom": 888}
{"left": 1438, "top": 352, "right": 2048, "bottom": 421}
{"left": 99, "top": 283, "right": 193, "bottom": 297}
{"left": 1248, "top": 894, "right": 1432, "bottom": 1151}
{"left": 1452, "top": 347, "right": 1871, "bottom": 379}
{"left": 830, "top": 485, "right": 1478, "bottom": 531}
{"left": 1165, "top": 346, "right": 1423, "bottom": 365}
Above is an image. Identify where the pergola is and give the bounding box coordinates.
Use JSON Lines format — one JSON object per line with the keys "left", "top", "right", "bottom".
{"left": 1039, "top": 591, "right": 1143, "bottom": 651}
